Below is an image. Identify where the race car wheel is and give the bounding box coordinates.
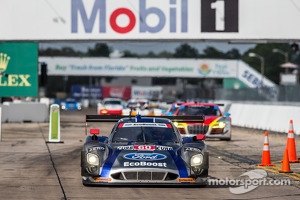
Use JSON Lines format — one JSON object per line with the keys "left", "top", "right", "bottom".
{"left": 200, "top": 169, "right": 208, "bottom": 177}
{"left": 220, "top": 137, "right": 231, "bottom": 141}
{"left": 197, "top": 169, "right": 208, "bottom": 187}
{"left": 82, "top": 179, "right": 93, "bottom": 187}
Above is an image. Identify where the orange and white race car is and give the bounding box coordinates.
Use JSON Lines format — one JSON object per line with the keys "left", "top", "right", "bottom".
{"left": 97, "top": 98, "right": 124, "bottom": 115}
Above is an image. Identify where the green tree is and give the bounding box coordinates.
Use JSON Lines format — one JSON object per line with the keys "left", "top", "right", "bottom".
{"left": 122, "top": 50, "right": 139, "bottom": 57}
{"left": 39, "top": 47, "right": 85, "bottom": 57}
{"left": 201, "top": 46, "right": 226, "bottom": 58}
{"left": 225, "top": 48, "right": 241, "bottom": 59}
{"left": 173, "top": 43, "right": 199, "bottom": 58}
{"left": 289, "top": 43, "right": 300, "bottom": 66}
{"left": 242, "top": 43, "right": 290, "bottom": 84}
{"left": 87, "top": 43, "right": 111, "bottom": 57}
{"left": 157, "top": 50, "right": 173, "bottom": 58}
{"left": 145, "top": 51, "right": 156, "bottom": 57}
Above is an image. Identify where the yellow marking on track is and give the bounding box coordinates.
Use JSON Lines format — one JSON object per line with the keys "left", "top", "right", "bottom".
{"left": 257, "top": 162, "right": 300, "bottom": 181}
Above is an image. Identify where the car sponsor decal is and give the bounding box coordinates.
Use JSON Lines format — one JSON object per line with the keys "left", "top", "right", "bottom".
{"left": 123, "top": 153, "right": 167, "bottom": 161}
{"left": 88, "top": 146, "right": 105, "bottom": 152}
{"left": 133, "top": 145, "right": 156, "bottom": 151}
{"left": 178, "top": 178, "right": 196, "bottom": 183}
{"left": 100, "top": 149, "right": 122, "bottom": 177}
{"left": 122, "top": 123, "right": 168, "bottom": 128}
{"left": 94, "top": 177, "right": 112, "bottom": 183}
{"left": 168, "top": 150, "right": 188, "bottom": 177}
{"left": 117, "top": 145, "right": 134, "bottom": 150}
{"left": 184, "top": 147, "right": 202, "bottom": 152}
{"left": 124, "top": 161, "right": 167, "bottom": 167}
{"left": 116, "top": 145, "right": 173, "bottom": 151}
{"left": 156, "top": 145, "right": 173, "bottom": 150}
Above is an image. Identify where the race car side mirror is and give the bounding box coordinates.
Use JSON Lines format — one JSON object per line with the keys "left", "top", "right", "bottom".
{"left": 224, "top": 112, "right": 231, "bottom": 118}
{"left": 182, "top": 134, "right": 206, "bottom": 143}
{"left": 90, "top": 128, "right": 100, "bottom": 135}
{"left": 90, "top": 128, "right": 100, "bottom": 141}
{"left": 193, "top": 134, "right": 206, "bottom": 141}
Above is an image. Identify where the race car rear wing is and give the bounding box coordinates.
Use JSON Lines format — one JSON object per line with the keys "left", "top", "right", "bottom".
{"left": 85, "top": 115, "right": 204, "bottom": 123}
{"left": 85, "top": 115, "right": 204, "bottom": 136}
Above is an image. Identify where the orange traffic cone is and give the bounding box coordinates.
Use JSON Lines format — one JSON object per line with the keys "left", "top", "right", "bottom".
{"left": 258, "top": 132, "right": 274, "bottom": 166}
{"left": 279, "top": 149, "right": 293, "bottom": 173}
{"left": 285, "top": 120, "right": 299, "bottom": 163}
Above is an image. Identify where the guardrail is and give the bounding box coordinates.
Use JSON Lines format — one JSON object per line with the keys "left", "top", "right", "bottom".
{"left": 0, "top": 102, "right": 48, "bottom": 123}
{"left": 216, "top": 101, "right": 300, "bottom": 135}
{"left": 1, "top": 100, "right": 299, "bottom": 136}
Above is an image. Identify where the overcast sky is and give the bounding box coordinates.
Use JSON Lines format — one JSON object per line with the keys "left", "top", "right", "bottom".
{"left": 39, "top": 41, "right": 256, "bottom": 55}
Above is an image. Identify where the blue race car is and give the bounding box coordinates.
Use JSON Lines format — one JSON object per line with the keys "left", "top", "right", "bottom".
{"left": 81, "top": 114, "right": 209, "bottom": 186}
{"left": 60, "top": 98, "right": 82, "bottom": 111}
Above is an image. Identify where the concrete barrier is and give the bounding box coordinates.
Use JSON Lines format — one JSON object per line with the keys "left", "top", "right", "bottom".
{"left": 0, "top": 104, "right": 9, "bottom": 122}
{"left": 1, "top": 100, "right": 299, "bottom": 135}
{"left": 1, "top": 102, "right": 49, "bottom": 123}
{"left": 228, "top": 103, "right": 300, "bottom": 135}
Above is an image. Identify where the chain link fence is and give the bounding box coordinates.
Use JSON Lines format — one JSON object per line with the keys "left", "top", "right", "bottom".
{"left": 214, "top": 85, "right": 300, "bottom": 102}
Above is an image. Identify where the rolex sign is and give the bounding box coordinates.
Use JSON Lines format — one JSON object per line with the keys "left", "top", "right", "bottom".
{"left": 0, "top": 42, "right": 38, "bottom": 97}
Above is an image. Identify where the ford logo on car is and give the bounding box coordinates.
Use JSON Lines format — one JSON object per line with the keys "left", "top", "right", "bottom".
{"left": 123, "top": 153, "right": 167, "bottom": 161}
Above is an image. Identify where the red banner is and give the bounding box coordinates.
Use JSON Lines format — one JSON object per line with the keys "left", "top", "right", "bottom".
{"left": 102, "top": 86, "right": 131, "bottom": 100}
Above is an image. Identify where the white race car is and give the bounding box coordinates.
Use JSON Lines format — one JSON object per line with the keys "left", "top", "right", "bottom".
{"left": 97, "top": 98, "right": 124, "bottom": 115}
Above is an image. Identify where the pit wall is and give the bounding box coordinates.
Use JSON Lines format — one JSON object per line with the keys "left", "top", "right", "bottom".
{"left": 1, "top": 101, "right": 299, "bottom": 136}
{"left": 221, "top": 102, "right": 300, "bottom": 135}
{"left": 0, "top": 102, "right": 48, "bottom": 123}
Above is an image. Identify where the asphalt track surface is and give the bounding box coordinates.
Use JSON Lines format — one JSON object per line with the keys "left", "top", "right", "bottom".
{"left": 0, "top": 108, "right": 299, "bottom": 200}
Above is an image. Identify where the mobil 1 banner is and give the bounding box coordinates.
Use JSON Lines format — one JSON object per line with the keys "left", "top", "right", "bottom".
{"left": 201, "top": 0, "right": 238, "bottom": 32}
{"left": 1, "top": 0, "right": 300, "bottom": 41}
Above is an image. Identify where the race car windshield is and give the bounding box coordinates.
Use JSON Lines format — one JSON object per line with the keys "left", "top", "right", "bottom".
{"left": 178, "top": 106, "right": 220, "bottom": 116}
{"left": 127, "top": 102, "right": 138, "bottom": 107}
{"left": 104, "top": 100, "right": 122, "bottom": 105}
{"left": 112, "top": 126, "right": 178, "bottom": 143}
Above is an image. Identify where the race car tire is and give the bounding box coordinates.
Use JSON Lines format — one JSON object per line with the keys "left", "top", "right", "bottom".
{"left": 196, "top": 169, "right": 208, "bottom": 187}
{"left": 220, "top": 137, "right": 231, "bottom": 141}
{"left": 201, "top": 169, "right": 208, "bottom": 177}
{"left": 82, "top": 179, "right": 93, "bottom": 187}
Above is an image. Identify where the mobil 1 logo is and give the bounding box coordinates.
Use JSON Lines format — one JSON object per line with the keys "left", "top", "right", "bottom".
{"left": 201, "top": 0, "right": 238, "bottom": 32}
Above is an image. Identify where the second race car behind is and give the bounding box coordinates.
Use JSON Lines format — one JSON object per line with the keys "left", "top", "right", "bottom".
{"left": 170, "top": 102, "right": 231, "bottom": 141}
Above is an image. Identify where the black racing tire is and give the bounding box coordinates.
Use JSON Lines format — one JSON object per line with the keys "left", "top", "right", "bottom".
{"left": 82, "top": 179, "right": 93, "bottom": 186}
{"left": 201, "top": 169, "right": 209, "bottom": 177}
{"left": 198, "top": 169, "right": 209, "bottom": 187}
{"left": 220, "top": 137, "right": 231, "bottom": 141}
{"left": 199, "top": 183, "right": 208, "bottom": 188}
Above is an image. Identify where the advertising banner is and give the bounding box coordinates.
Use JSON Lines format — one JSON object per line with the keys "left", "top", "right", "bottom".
{"left": 0, "top": 0, "right": 299, "bottom": 41}
{"left": 131, "top": 86, "right": 162, "bottom": 100}
{"left": 0, "top": 42, "right": 38, "bottom": 97}
{"left": 102, "top": 86, "right": 131, "bottom": 99}
{"left": 71, "top": 85, "right": 102, "bottom": 98}
{"left": 39, "top": 57, "right": 238, "bottom": 78}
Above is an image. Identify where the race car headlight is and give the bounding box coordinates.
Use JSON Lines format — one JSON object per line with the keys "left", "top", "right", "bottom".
{"left": 100, "top": 109, "right": 108, "bottom": 114}
{"left": 61, "top": 103, "right": 66, "bottom": 110}
{"left": 211, "top": 117, "right": 227, "bottom": 129}
{"left": 212, "top": 121, "right": 226, "bottom": 129}
{"left": 191, "top": 154, "right": 203, "bottom": 166}
{"left": 87, "top": 153, "right": 99, "bottom": 165}
{"left": 77, "top": 103, "right": 82, "bottom": 110}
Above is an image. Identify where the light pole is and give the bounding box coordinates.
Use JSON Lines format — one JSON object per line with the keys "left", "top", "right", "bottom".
{"left": 272, "top": 48, "right": 289, "bottom": 73}
{"left": 249, "top": 52, "right": 265, "bottom": 87}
